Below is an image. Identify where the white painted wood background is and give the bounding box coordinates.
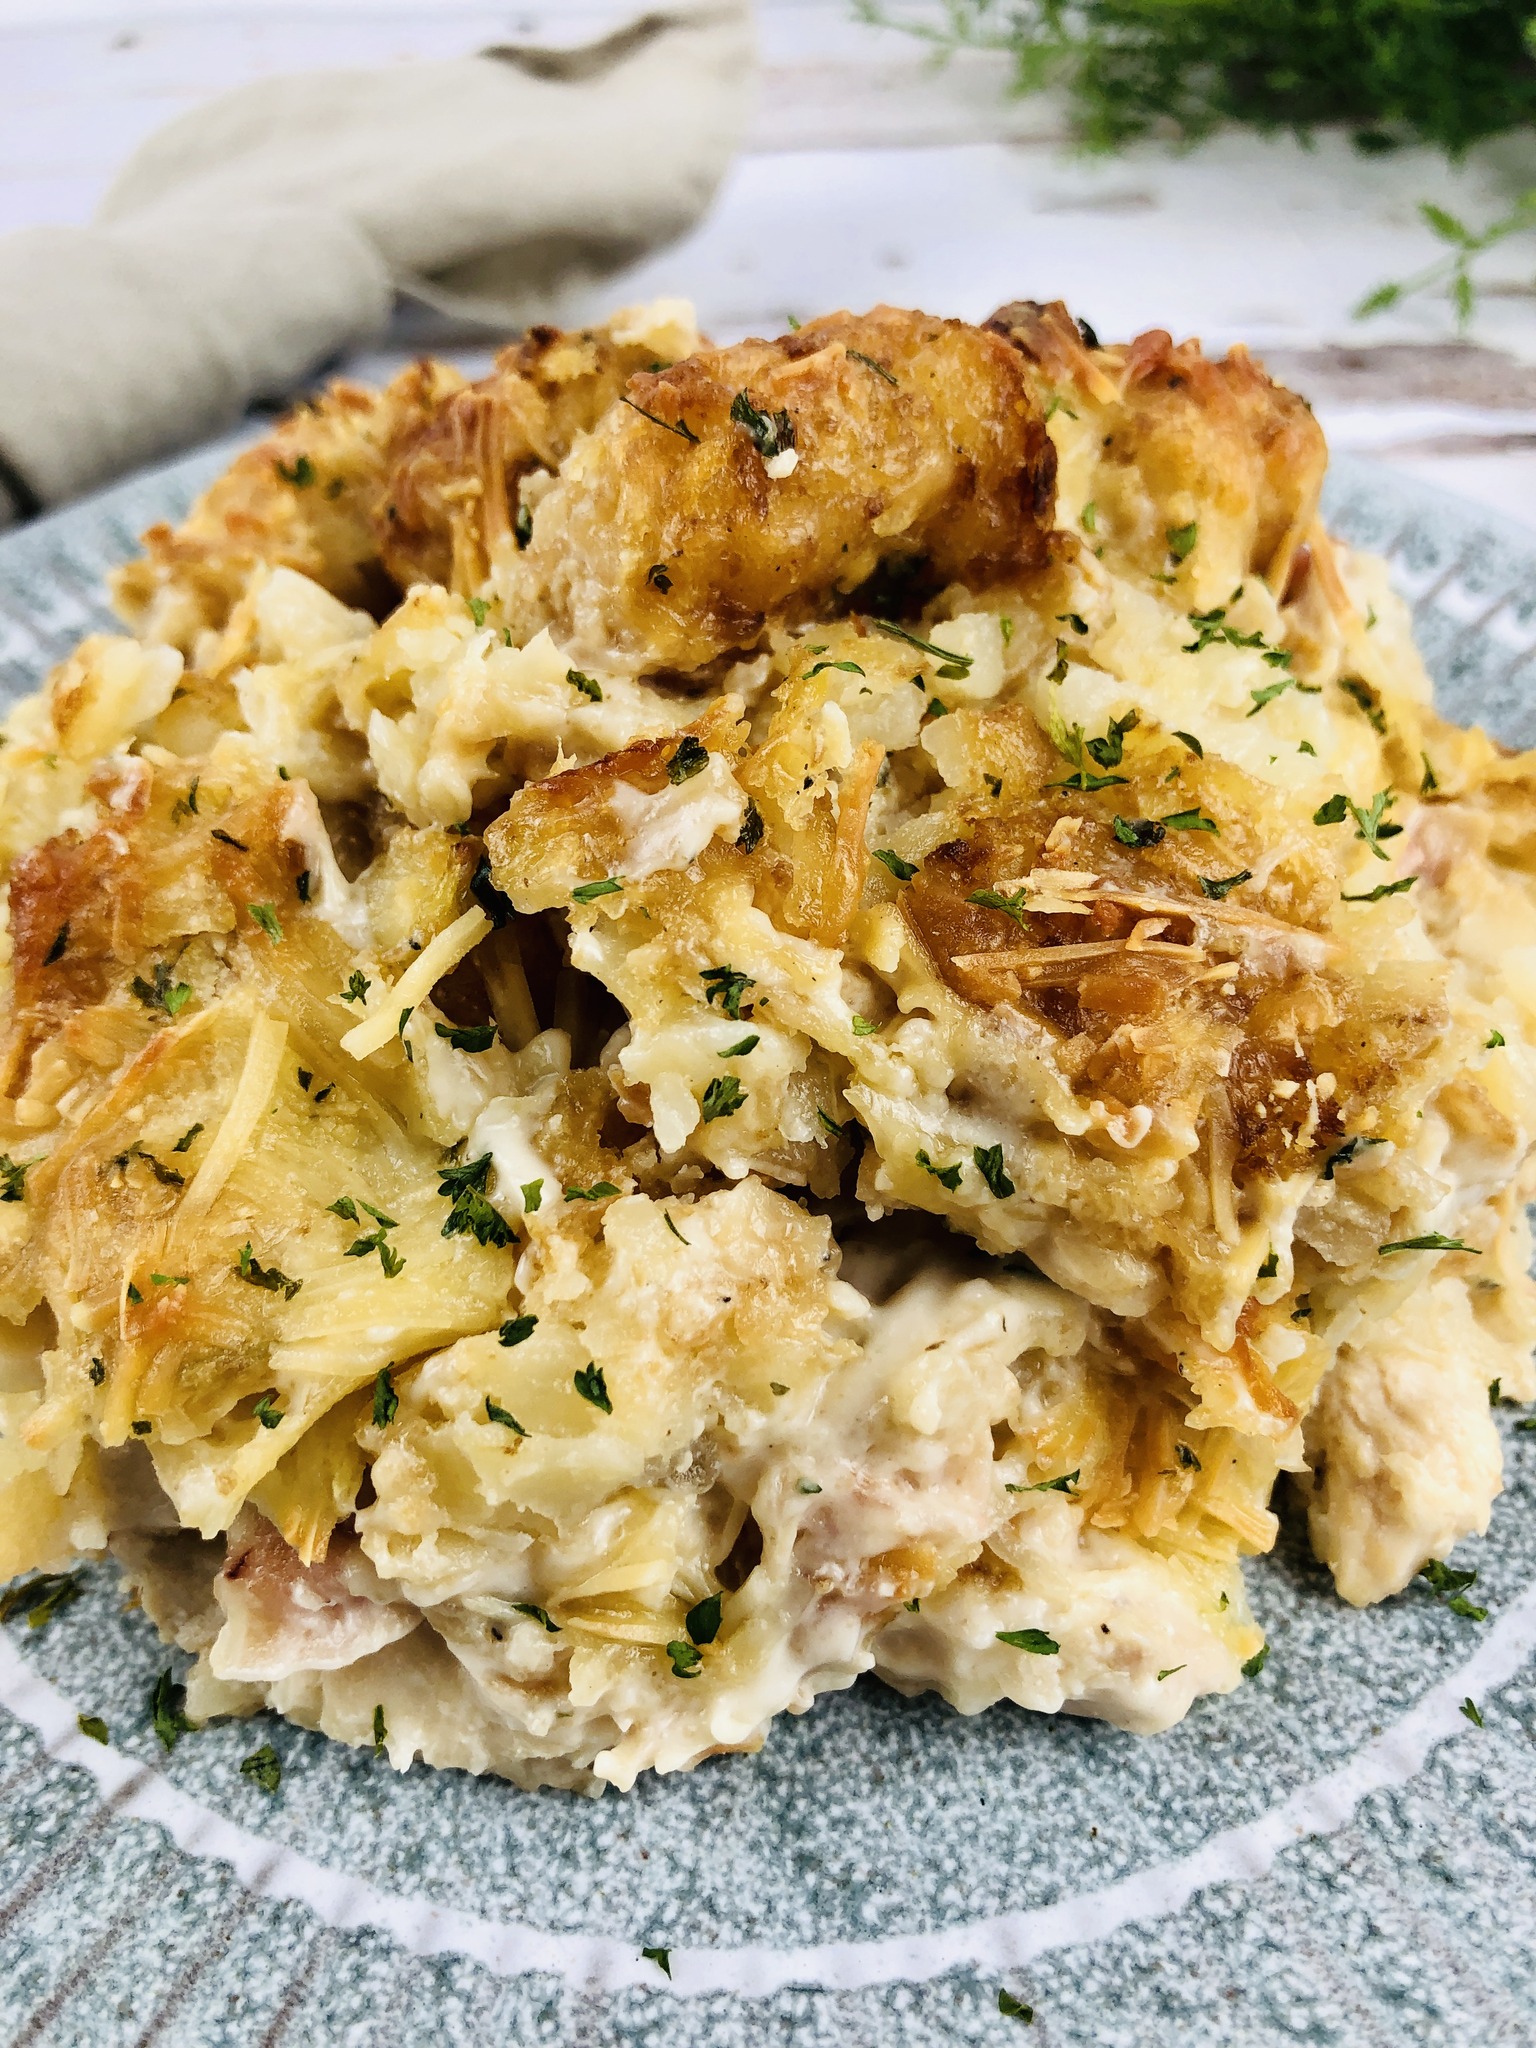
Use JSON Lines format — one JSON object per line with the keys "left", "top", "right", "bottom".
{"left": 2, "top": 0, "right": 1534, "bottom": 525}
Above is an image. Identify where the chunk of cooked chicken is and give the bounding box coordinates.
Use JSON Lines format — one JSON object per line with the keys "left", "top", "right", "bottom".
{"left": 524, "top": 305, "right": 1057, "bottom": 675}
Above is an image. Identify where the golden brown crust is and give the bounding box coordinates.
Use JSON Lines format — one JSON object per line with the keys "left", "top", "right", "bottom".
{"left": 378, "top": 325, "right": 683, "bottom": 595}
{"left": 527, "top": 305, "right": 1057, "bottom": 674}
{"left": 986, "top": 299, "right": 1325, "bottom": 596}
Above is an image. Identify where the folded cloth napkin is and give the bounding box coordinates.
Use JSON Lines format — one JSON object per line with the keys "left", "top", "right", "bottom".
{"left": 0, "top": 3, "right": 751, "bottom": 526}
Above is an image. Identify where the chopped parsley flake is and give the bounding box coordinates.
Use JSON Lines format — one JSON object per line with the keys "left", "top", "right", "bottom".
{"left": 211, "top": 828, "right": 248, "bottom": 850}
{"left": 1166, "top": 521, "right": 1199, "bottom": 561}
{"left": 372, "top": 1367, "right": 398, "bottom": 1428}
{"left": 872, "top": 847, "right": 918, "bottom": 882}
{"left": 1421, "top": 753, "right": 1440, "bottom": 795}
{"left": 1176, "top": 1442, "right": 1202, "bottom": 1470}
{"left": 373, "top": 1704, "right": 387, "bottom": 1757}
{"left": 664, "top": 1211, "right": 690, "bottom": 1245}
{"left": 1056, "top": 611, "right": 1089, "bottom": 636}
{"left": 1487, "top": 1028, "right": 1506, "bottom": 1049}
{"left": 467, "top": 596, "right": 489, "bottom": 628}
{"left": 643, "top": 1946, "right": 673, "bottom": 1977}
{"left": 997, "top": 1627, "right": 1059, "bottom": 1655}
{"left": 1161, "top": 807, "right": 1218, "bottom": 833}
{"left": 521, "top": 1180, "right": 542, "bottom": 1213}
{"left": 686, "top": 1593, "right": 723, "bottom": 1645}
{"left": 171, "top": 778, "right": 200, "bottom": 822}
{"left": 1342, "top": 876, "right": 1415, "bottom": 903}
{"left": 437, "top": 1154, "right": 514, "bottom": 1248}
{"left": 126, "top": 1283, "right": 143, "bottom": 1306}
{"left": 1113, "top": 816, "right": 1165, "bottom": 847}
{"left": 341, "top": 970, "right": 370, "bottom": 1003}
{"left": 131, "top": 960, "right": 194, "bottom": 1018}
{"left": 499, "top": 1313, "right": 538, "bottom": 1347}
{"left": 1340, "top": 675, "right": 1387, "bottom": 732}
{"left": 571, "top": 877, "right": 622, "bottom": 903}
{"left": 0, "top": 1153, "right": 35, "bottom": 1202}
{"left": 240, "top": 1742, "right": 281, "bottom": 1793}
{"left": 247, "top": 902, "right": 282, "bottom": 944}
{"left": 567, "top": 668, "right": 602, "bottom": 701}
{"left": 0, "top": 1571, "right": 84, "bottom": 1630}
{"left": 512, "top": 1603, "right": 559, "bottom": 1633}
{"left": 847, "top": 347, "right": 898, "bottom": 385}
{"left": 666, "top": 1639, "right": 703, "bottom": 1677}
{"left": 871, "top": 619, "right": 972, "bottom": 673}
{"left": 574, "top": 1361, "right": 611, "bottom": 1413}
{"left": 916, "top": 1148, "right": 963, "bottom": 1191}
{"left": 235, "top": 1243, "right": 302, "bottom": 1300}
{"left": 434, "top": 1020, "right": 497, "bottom": 1052}
{"left": 564, "top": 1182, "right": 620, "bottom": 1202}
{"left": 1346, "top": 787, "right": 1401, "bottom": 859}
{"left": 1046, "top": 702, "right": 1135, "bottom": 789}
{"left": 44, "top": 921, "right": 69, "bottom": 965}
{"left": 484, "top": 1395, "right": 526, "bottom": 1435}
{"left": 295, "top": 870, "right": 311, "bottom": 902}
{"left": 1257, "top": 1249, "right": 1278, "bottom": 1279}
{"left": 77, "top": 1713, "right": 109, "bottom": 1744}
{"left": 274, "top": 454, "right": 314, "bottom": 487}
{"left": 1172, "top": 730, "right": 1204, "bottom": 758}
{"left": 1200, "top": 870, "right": 1252, "bottom": 900}
{"left": 701, "top": 965, "right": 755, "bottom": 1019}
{"left": 852, "top": 1015, "right": 879, "bottom": 1036}
{"left": 968, "top": 886, "right": 1029, "bottom": 924}
{"left": 805, "top": 658, "right": 865, "bottom": 679}
{"left": 998, "top": 1989, "right": 1034, "bottom": 2021}
{"left": 647, "top": 563, "right": 673, "bottom": 592}
{"left": 720, "top": 1034, "right": 759, "bottom": 1057}
{"left": 1006, "top": 1470, "right": 1079, "bottom": 1495}
{"left": 111, "top": 1142, "right": 184, "bottom": 1188}
{"left": 737, "top": 798, "right": 765, "bottom": 853}
{"left": 973, "top": 1144, "right": 1015, "bottom": 1198}
{"left": 796, "top": 1478, "right": 822, "bottom": 1494}
{"left": 1323, "top": 1135, "right": 1385, "bottom": 1179}
{"left": 1241, "top": 1644, "right": 1270, "bottom": 1679}
{"left": 1081, "top": 501, "right": 1098, "bottom": 532}
{"left": 1314, "top": 794, "right": 1349, "bottom": 825}
{"left": 151, "top": 1668, "right": 194, "bottom": 1750}
{"left": 729, "top": 387, "right": 796, "bottom": 458}
{"left": 1461, "top": 1697, "right": 1484, "bottom": 1726}
{"left": 253, "top": 1392, "right": 283, "bottom": 1430}
{"left": 667, "top": 734, "right": 710, "bottom": 784}
{"left": 149, "top": 1271, "right": 187, "bottom": 1287}
{"left": 701, "top": 1074, "right": 746, "bottom": 1121}
{"left": 1379, "top": 1233, "right": 1480, "bottom": 1255}
{"left": 620, "top": 395, "right": 700, "bottom": 443}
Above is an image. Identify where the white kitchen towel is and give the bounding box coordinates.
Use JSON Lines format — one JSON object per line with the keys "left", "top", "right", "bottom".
{"left": 0, "top": 4, "right": 752, "bottom": 521}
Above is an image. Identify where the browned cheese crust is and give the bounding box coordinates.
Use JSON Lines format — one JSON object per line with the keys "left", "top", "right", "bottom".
{"left": 526, "top": 305, "right": 1058, "bottom": 674}
{"left": 987, "top": 299, "right": 1326, "bottom": 601}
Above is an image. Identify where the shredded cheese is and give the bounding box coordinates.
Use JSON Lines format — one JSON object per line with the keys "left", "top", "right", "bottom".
{"left": 340, "top": 906, "right": 491, "bottom": 1060}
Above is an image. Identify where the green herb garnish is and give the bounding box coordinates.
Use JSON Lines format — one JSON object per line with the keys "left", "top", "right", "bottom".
{"left": 973, "top": 1144, "right": 1015, "bottom": 1198}
{"left": 574, "top": 1362, "right": 612, "bottom": 1413}
{"left": 701, "top": 965, "right": 755, "bottom": 1018}
{"left": 701, "top": 1075, "right": 746, "bottom": 1122}
{"left": 437, "top": 1154, "right": 514, "bottom": 1248}
{"left": 996, "top": 1627, "right": 1059, "bottom": 1655}
{"left": 240, "top": 1743, "right": 281, "bottom": 1793}
{"left": 235, "top": 1242, "right": 302, "bottom": 1300}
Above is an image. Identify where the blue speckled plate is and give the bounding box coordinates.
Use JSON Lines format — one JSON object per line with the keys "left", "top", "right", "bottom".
{"left": 2, "top": 448, "right": 1536, "bottom": 2048}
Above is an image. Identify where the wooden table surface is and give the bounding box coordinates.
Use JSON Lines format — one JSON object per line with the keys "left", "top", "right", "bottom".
{"left": 2, "top": 0, "right": 1534, "bottom": 528}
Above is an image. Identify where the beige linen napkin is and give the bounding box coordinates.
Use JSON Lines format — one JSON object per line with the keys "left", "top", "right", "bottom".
{"left": 0, "top": 4, "right": 751, "bottom": 524}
